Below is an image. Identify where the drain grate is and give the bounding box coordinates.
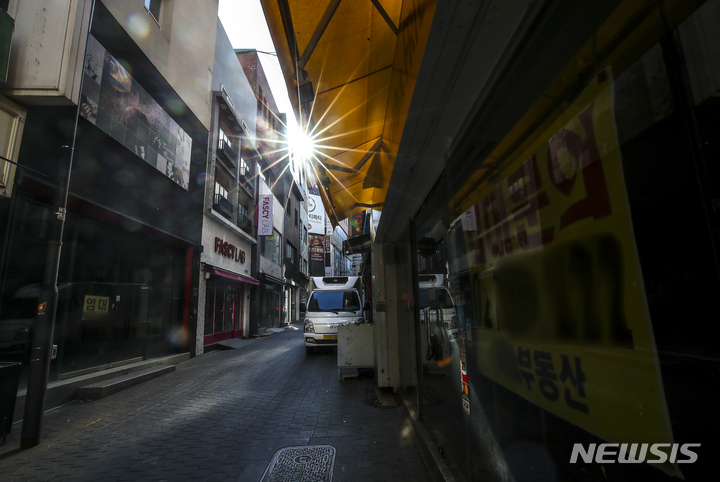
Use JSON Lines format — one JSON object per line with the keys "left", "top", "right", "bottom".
{"left": 260, "top": 445, "right": 336, "bottom": 482}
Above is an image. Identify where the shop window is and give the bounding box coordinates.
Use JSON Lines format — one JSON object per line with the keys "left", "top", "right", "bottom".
{"left": 260, "top": 228, "right": 282, "bottom": 265}
{"left": 16, "top": 199, "right": 51, "bottom": 238}
{"left": 144, "top": 0, "right": 162, "bottom": 23}
{"left": 213, "top": 165, "right": 233, "bottom": 220}
{"left": 1, "top": 96, "right": 26, "bottom": 197}
{"left": 217, "top": 126, "right": 239, "bottom": 171}
{"left": 204, "top": 277, "right": 236, "bottom": 337}
{"left": 614, "top": 43, "right": 675, "bottom": 144}
{"left": 218, "top": 128, "right": 233, "bottom": 155}
{"left": 238, "top": 204, "right": 248, "bottom": 218}
{"left": 237, "top": 202, "right": 252, "bottom": 233}
{"left": 1, "top": 198, "right": 185, "bottom": 388}
{"left": 219, "top": 127, "right": 230, "bottom": 147}
{"left": 240, "top": 157, "right": 249, "bottom": 177}
{"left": 286, "top": 242, "right": 297, "bottom": 266}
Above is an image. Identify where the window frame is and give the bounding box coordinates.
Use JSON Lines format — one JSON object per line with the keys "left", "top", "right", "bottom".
{"left": 144, "top": 0, "right": 162, "bottom": 24}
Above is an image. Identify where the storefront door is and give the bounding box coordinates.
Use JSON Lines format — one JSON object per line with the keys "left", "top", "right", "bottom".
{"left": 203, "top": 276, "right": 240, "bottom": 344}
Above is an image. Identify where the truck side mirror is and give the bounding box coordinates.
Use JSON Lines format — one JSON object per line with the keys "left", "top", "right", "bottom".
{"left": 363, "top": 301, "right": 371, "bottom": 311}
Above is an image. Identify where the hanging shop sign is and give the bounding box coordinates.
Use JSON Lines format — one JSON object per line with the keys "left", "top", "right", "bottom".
{"left": 259, "top": 194, "right": 273, "bottom": 236}
{"left": 350, "top": 211, "right": 367, "bottom": 238}
{"left": 456, "top": 68, "right": 676, "bottom": 474}
{"left": 308, "top": 194, "right": 325, "bottom": 234}
{"left": 309, "top": 235, "right": 324, "bottom": 261}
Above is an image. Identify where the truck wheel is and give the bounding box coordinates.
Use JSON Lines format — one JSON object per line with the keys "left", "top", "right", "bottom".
{"left": 305, "top": 346, "right": 315, "bottom": 354}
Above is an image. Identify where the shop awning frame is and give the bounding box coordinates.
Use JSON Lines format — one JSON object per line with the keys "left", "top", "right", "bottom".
{"left": 213, "top": 268, "right": 259, "bottom": 285}
{"left": 261, "top": 0, "right": 438, "bottom": 225}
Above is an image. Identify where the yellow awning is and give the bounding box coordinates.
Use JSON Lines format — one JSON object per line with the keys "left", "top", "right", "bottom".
{"left": 261, "top": 0, "right": 437, "bottom": 225}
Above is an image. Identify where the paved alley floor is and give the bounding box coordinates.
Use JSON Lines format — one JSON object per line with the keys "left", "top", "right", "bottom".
{"left": 0, "top": 326, "right": 431, "bottom": 482}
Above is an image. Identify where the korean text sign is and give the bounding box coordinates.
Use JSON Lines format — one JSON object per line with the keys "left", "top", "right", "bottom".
{"left": 456, "top": 69, "right": 675, "bottom": 474}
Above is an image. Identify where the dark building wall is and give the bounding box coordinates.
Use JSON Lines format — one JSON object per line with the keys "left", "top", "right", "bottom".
{"left": 0, "top": 1, "right": 207, "bottom": 374}
{"left": 14, "top": 2, "right": 207, "bottom": 247}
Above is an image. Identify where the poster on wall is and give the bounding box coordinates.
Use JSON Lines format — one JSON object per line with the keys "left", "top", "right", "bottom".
{"left": 259, "top": 195, "right": 273, "bottom": 236}
{"left": 79, "top": 35, "right": 192, "bottom": 190}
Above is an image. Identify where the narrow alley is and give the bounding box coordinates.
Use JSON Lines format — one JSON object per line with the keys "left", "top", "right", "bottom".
{"left": 0, "top": 327, "right": 430, "bottom": 482}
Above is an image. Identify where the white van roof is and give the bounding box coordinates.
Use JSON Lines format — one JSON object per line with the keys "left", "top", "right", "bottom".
{"left": 311, "top": 276, "right": 361, "bottom": 291}
{"left": 418, "top": 274, "right": 445, "bottom": 288}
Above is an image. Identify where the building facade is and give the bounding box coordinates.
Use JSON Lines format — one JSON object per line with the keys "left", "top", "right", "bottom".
{"left": 282, "top": 167, "right": 307, "bottom": 324}
{"left": 236, "top": 49, "right": 296, "bottom": 329}
{"left": 195, "top": 19, "right": 260, "bottom": 353}
{"left": 0, "top": 0, "right": 217, "bottom": 388}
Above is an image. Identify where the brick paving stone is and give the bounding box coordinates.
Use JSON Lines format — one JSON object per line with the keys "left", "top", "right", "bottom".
{"left": 0, "top": 328, "right": 431, "bottom": 482}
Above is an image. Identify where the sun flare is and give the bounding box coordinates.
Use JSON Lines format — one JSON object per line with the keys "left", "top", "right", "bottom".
{"left": 287, "top": 123, "right": 317, "bottom": 162}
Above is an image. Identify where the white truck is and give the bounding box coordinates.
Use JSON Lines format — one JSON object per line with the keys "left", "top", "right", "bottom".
{"left": 303, "top": 276, "right": 368, "bottom": 354}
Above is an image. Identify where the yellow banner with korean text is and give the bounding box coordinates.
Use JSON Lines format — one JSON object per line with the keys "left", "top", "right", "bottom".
{"left": 462, "top": 69, "right": 675, "bottom": 472}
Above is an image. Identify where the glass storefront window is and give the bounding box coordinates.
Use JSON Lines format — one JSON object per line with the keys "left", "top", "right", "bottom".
{"left": 203, "top": 277, "right": 239, "bottom": 338}
{"left": 0, "top": 198, "right": 186, "bottom": 389}
{"left": 408, "top": 2, "right": 719, "bottom": 481}
{"left": 260, "top": 228, "right": 282, "bottom": 264}
{"left": 259, "top": 283, "right": 281, "bottom": 329}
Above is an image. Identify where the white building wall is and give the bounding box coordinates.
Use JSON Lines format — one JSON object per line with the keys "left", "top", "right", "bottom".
{"left": 3, "top": 0, "right": 217, "bottom": 129}
{"left": 3, "top": 0, "right": 92, "bottom": 104}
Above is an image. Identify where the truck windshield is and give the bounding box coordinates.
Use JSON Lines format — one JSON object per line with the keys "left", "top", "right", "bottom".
{"left": 418, "top": 288, "right": 454, "bottom": 309}
{"left": 308, "top": 291, "right": 361, "bottom": 312}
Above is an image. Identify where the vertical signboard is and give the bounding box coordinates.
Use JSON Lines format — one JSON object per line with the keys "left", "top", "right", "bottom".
{"left": 308, "top": 194, "right": 325, "bottom": 235}
{"left": 259, "top": 194, "right": 273, "bottom": 236}
{"left": 309, "top": 235, "right": 325, "bottom": 261}
{"left": 350, "top": 211, "right": 367, "bottom": 237}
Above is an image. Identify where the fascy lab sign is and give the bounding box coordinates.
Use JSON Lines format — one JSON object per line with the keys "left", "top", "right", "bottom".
{"left": 259, "top": 195, "right": 273, "bottom": 236}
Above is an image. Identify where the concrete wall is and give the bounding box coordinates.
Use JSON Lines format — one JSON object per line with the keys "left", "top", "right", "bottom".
{"left": 4, "top": 0, "right": 218, "bottom": 130}
{"left": 372, "top": 240, "right": 409, "bottom": 389}
{"left": 102, "top": 0, "right": 217, "bottom": 130}
{"left": 3, "top": 0, "right": 91, "bottom": 104}
{"left": 195, "top": 273, "right": 207, "bottom": 356}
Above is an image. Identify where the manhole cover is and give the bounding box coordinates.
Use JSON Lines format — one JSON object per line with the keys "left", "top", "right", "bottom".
{"left": 261, "top": 445, "right": 336, "bottom": 482}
